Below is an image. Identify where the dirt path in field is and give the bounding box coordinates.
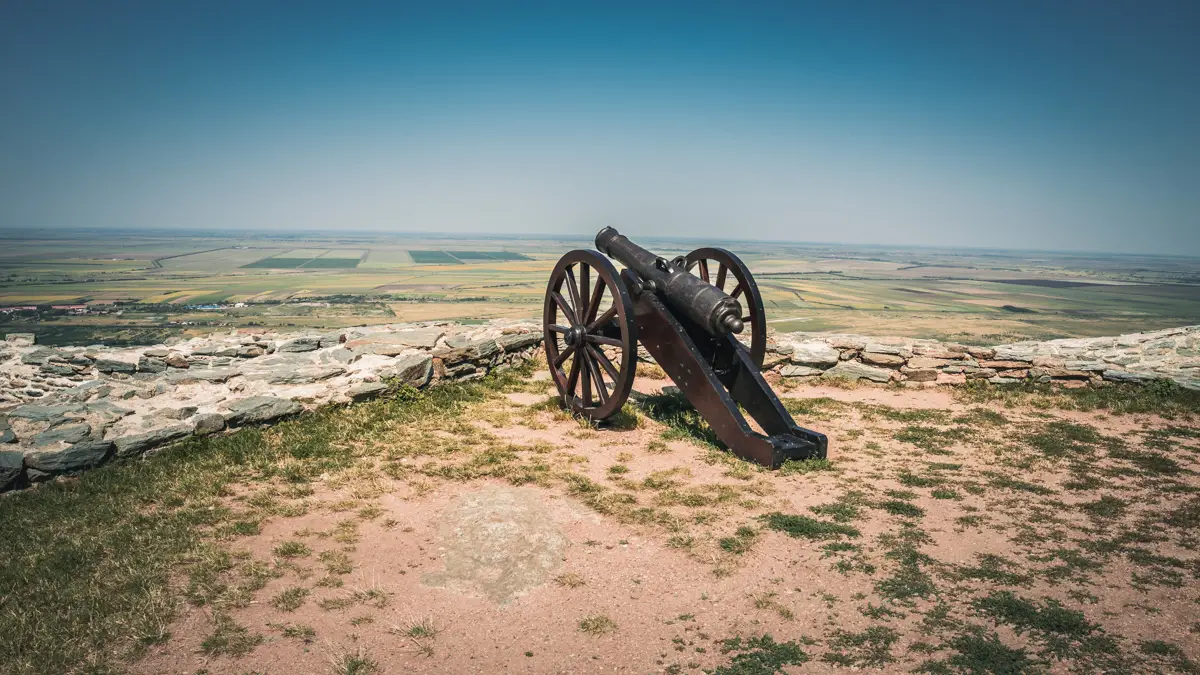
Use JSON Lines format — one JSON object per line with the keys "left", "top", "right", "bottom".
{"left": 135, "top": 375, "right": 1200, "bottom": 674}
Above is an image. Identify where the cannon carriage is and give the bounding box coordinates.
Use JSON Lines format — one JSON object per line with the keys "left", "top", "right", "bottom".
{"left": 543, "top": 227, "right": 827, "bottom": 468}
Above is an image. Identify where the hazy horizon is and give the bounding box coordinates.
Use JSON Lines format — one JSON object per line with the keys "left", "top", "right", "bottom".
{"left": 2, "top": 1, "right": 1198, "bottom": 255}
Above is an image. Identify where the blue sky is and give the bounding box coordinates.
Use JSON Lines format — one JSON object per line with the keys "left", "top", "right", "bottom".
{"left": 1, "top": 1, "right": 1197, "bottom": 254}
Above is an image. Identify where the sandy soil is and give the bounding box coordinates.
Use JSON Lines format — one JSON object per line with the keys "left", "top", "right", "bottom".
{"left": 133, "top": 374, "right": 1200, "bottom": 674}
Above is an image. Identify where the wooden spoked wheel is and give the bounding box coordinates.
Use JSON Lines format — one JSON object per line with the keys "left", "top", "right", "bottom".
{"left": 685, "top": 247, "right": 767, "bottom": 368}
{"left": 543, "top": 250, "right": 638, "bottom": 420}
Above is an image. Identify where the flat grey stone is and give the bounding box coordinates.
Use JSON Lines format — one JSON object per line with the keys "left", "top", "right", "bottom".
{"left": 0, "top": 450, "right": 23, "bottom": 490}
{"left": 266, "top": 365, "right": 345, "bottom": 385}
{"left": 168, "top": 368, "right": 240, "bottom": 384}
{"left": 445, "top": 335, "right": 501, "bottom": 360}
{"left": 33, "top": 423, "right": 92, "bottom": 447}
{"left": 328, "top": 349, "right": 361, "bottom": 365}
{"left": 84, "top": 400, "right": 133, "bottom": 418}
{"left": 277, "top": 336, "right": 322, "bottom": 352}
{"left": 348, "top": 382, "right": 389, "bottom": 402}
{"left": 780, "top": 365, "right": 823, "bottom": 377}
{"left": 41, "top": 363, "right": 76, "bottom": 376}
{"left": 95, "top": 358, "right": 137, "bottom": 374}
{"left": 193, "top": 413, "right": 226, "bottom": 436}
{"left": 24, "top": 439, "right": 113, "bottom": 473}
{"left": 7, "top": 403, "right": 85, "bottom": 422}
{"left": 381, "top": 353, "right": 433, "bottom": 387}
{"left": 904, "top": 368, "right": 939, "bottom": 382}
{"left": 1103, "top": 370, "right": 1158, "bottom": 384}
{"left": 821, "top": 360, "right": 893, "bottom": 383}
{"left": 143, "top": 347, "right": 170, "bottom": 358}
{"left": 223, "top": 396, "right": 302, "bottom": 427}
{"left": 5, "top": 333, "right": 35, "bottom": 346}
{"left": 787, "top": 342, "right": 840, "bottom": 368}
{"left": 114, "top": 424, "right": 193, "bottom": 459}
{"left": 137, "top": 356, "right": 167, "bottom": 373}
{"left": 496, "top": 332, "right": 542, "bottom": 352}
{"left": 861, "top": 352, "right": 905, "bottom": 367}
{"left": 160, "top": 406, "right": 198, "bottom": 420}
{"left": 373, "top": 328, "right": 445, "bottom": 349}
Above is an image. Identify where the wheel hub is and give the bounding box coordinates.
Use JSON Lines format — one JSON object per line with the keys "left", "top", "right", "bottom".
{"left": 564, "top": 327, "right": 584, "bottom": 347}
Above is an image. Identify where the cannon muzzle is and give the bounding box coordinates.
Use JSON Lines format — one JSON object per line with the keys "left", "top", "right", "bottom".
{"left": 595, "top": 227, "right": 744, "bottom": 336}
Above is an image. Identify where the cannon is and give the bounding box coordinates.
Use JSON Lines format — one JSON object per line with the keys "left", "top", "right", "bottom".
{"left": 542, "top": 227, "right": 827, "bottom": 468}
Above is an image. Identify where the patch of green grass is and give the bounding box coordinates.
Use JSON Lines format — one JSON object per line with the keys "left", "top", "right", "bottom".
{"left": 1079, "top": 495, "right": 1127, "bottom": 519}
{"left": 953, "top": 408, "right": 1009, "bottom": 427}
{"left": 875, "top": 526, "right": 936, "bottom": 605}
{"left": 822, "top": 626, "right": 900, "bottom": 668}
{"left": 808, "top": 490, "right": 867, "bottom": 523}
{"left": 270, "top": 586, "right": 310, "bottom": 612}
{"left": 921, "top": 629, "right": 1045, "bottom": 675}
{"left": 955, "top": 553, "right": 1033, "bottom": 586}
{"left": 896, "top": 425, "right": 961, "bottom": 454}
{"left": 719, "top": 526, "right": 759, "bottom": 555}
{"left": 333, "top": 649, "right": 381, "bottom": 675}
{"left": 277, "top": 623, "right": 315, "bottom": 642}
{"left": 956, "top": 378, "right": 1200, "bottom": 417}
{"left": 783, "top": 397, "right": 848, "bottom": 421}
{"left": 898, "top": 471, "right": 942, "bottom": 488}
{"left": 878, "top": 500, "right": 925, "bottom": 518}
{"left": 273, "top": 541, "right": 312, "bottom": 558}
{"left": 1027, "top": 421, "right": 1109, "bottom": 458}
{"left": 1165, "top": 498, "right": 1200, "bottom": 528}
{"left": 972, "top": 591, "right": 1107, "bottom": 659}
{"left": 760, "top": 512, "right": 860, "bottom": 540}
{"left": 712, "top": 634, "right": 809, "bottom": 675}
{"left": 1138, "top": 640, "right": 1200, "bottom": 673}
{"left": 1107, "top": 447, "right": 1184, "bottom": 476}
{"left": 200, "top": 613, "right": 263, "bottom": 656}
{"left": 578, "top": 615, "right": 617, "bottom": 635}
{"left": 986, "top": 472, "right": 1055, "bottom": 495}
{"left": 778, "top": 458, "right": 837, "bottom": 475}
{"left": 637, "top": 392, "right": 720, "bottom": 449}
{"left": 931, "top": 488, "right": 959, "bottom": 500}
{"left": 401, "top": 617, "right": 438, "bottom": 639}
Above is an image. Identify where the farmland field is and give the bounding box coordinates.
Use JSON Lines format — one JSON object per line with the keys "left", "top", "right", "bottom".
{"left": 1, "top": 227, "right": 1198, "bottom": 346}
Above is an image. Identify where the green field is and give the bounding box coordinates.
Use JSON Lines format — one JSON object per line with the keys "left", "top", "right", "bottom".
{"left": 408, "top": 250, "right": 463, "bottom": 264}
{"left": 1, "top": 228, "right": 1198, "bottom": 345}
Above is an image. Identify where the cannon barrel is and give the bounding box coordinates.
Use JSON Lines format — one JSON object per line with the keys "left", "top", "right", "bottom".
{"left": 595, "top": 227, "right": 744, "bottom": 336}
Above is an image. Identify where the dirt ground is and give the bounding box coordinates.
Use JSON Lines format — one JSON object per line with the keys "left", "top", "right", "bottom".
{"left": 133, "top": 373, "right": 1200, "bottom": 674}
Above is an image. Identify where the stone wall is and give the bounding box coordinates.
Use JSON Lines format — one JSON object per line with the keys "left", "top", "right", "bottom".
{"left": 763, "top": 326, "right": 1200, "bottom": 390}
{"left": 0, "top": 320, "right": 543, "bottom": 492}
{"left": 2, "top": 322, "right": 1197, "bottom": 493}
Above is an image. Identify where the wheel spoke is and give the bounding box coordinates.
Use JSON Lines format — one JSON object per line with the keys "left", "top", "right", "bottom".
{"left": 553, "top": 343, "right": 577, "bottom": 368}
{"left": 564, "top": 265, "right": 582, "bottom": 324}
{"left": 586, "top": 306, "right": 617, "bottom": 333}
{"left": 730, "top": 283, "right": 744, "bottom": 299}
{"left": 742, "top": 315, "right": 751, "bottom": 322}
{"left": 585, "top": 280, "right": 605, "bottom": 324}
{"left": 584, "top": 350, "right": 608, "bottom": 404}
{"left": 552, "top": 292, "right": 579, "bottom": 328}
{"left": 580, "top": 349, "right": 592, "bottom": 407}
{"left": 587, "top": 343, "right": 620, "bottom": 382}
{"left": 566, "top": 351, "right": 580, "bottom": 394}
{"left": 548, "top": 324, "right": 570, "bottom": 334}
{"left": 715, "top": 263, "right": 727, "bottom": 291}
{"left": 697, "top": 259, "right": 710, "bottom": 283}
{"left": 585, "top": 334, "right": 623, "bottom": 347}
{"left": 578, "top": 263, "right": 590, "bottom": 325}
